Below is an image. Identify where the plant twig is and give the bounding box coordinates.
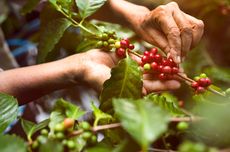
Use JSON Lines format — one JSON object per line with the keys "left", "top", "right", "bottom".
{"left": 148, "top": 148, "right": 177, "bottom": 152}
{"left": 170, "top": 116, "right": 203, "bottom": 122}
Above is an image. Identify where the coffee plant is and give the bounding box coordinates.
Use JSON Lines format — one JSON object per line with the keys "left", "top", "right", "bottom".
{"left": 1, "top": 0, "right": 230, "bottom": 152}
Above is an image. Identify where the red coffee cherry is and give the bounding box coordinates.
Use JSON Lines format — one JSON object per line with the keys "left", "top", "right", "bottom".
{"left": 148, "top": 52, "right": 155, "bottom": 62}
{"left": 151, "top": 62, "right": 158, "bottom": 71}
{"left": 172, "top": 67, "right": 179, "bottom": 74}
{"left": 197, "top": 86, "right": 206, "bottom": 93}
{"left": 150, "top": 48, "right": 158, "bottom": 54}
{"left": 141, "top": 55, "right": 150, "bottom": 64}
{"left": 198, "top": 78, "right": 207, "bottom": 87}
{"left": 144, "top": 51, "right": 150, "bottom": 56}
{"left": 116, "top": 48, "right": 126, "bottom": 58}
{"left": 158, "top": 65, "right": 163, "bottom": 72}
{"left": 162, "top": 66, "right": 172, "bottom": 74}
{"left": 154, "top": 54, "right": 162, "bottom": 63}
{"left": 120, "top": 39, "right": 129, "bottom": 48}
{"left": 204, "top": 78, "right": 211, "bottom": 86}
{"left": 128, "top": 44, "right": 135, "bottom": 50}
{"left": 158, "top": 73, "right": 167, "bottom": 80}
{"left": 191, "top": 82, "right": 199, "bottom": 89}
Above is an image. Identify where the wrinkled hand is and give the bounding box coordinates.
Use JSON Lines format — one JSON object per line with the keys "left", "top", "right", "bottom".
{"left": 129, "top": 2, "right": 204, "bottom": 63}
{"left": 71, "top": 49, "right": 180, "bottom": 93}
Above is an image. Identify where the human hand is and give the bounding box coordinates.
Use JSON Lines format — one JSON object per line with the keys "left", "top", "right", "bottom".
{"left": 67, "top": 49, "right": 180, "bottom": 93}
{"left": 127, "top": 2, "right": 204, "bottom": 63}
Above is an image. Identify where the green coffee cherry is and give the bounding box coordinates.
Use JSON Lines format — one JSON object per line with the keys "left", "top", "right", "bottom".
{"left": 62, "top": 139, "right": 67, "bottom": 145}
{"left": 108, "top": 38, "right": 115, "bottom": 44}
{"left": 82, "top": 131, "right": 92, "bottom": 140}
{"left": 90, "top": 135, "right": 97, "bottom": 144}
{"left": 200, "top": 73, "right": 207, "bottom": 78}
{"left": 37, "top": 135, "right": 47, "bottom": 144}
{"left": 80, "top": 122, "right": 91, "bottom": 130}
{"left": 41, "top": 129, "right": 48, "bottom": 136}
{"left": 194, "top": 76, "right": 200, "bottom": 81}
{"left": 144, "top": 63, "right": 151, "bottom": 71}
{"left": 56, "top": 132, "right": 65, "bottom": 140}
{"left": 96, "top": 41, "right": 103, "bottom": 48}
{"left": 103, "top": 41, "right": 108, "bottom": 47}
{"left": 102, "top": 33, "right": 109, "bottom": 40}
{"left": 177, "top": 122, "right": 189, "bottom": 130}
{"left": 31, "top": 140, "right": 39, "bottom": 149}
{"left": 54, "top": 123, "right": 65, "bottom": 132}
{"left": 67, "top": 140, "right": 76, "bottom": 149}
{"left": 107, "top": 30, "right": 115, "bottom": 36}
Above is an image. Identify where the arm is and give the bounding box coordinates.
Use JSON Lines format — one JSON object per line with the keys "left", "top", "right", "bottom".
{"left": 0, "top": 54, "right": 85, "bottom": 105}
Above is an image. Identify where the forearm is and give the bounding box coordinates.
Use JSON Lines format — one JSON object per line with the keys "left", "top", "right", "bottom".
{"left": 0, "top": 56, "right": 83, "bottom": 105}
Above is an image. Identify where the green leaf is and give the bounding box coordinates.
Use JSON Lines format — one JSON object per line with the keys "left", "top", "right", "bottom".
{"left": 0, "top": 135, "right": 27, "bottom": 152}
{"left": 100, "top": 57, "right": 142, "bottom": 113}
{"left": 37, "top": 18, "right": 71, "bottom": 63}
{"left": 76, "top": 0, "right": 107, "bottom": 19}
{"left": 39, "top": 140, "right": 63, "bottom": 152}
{"left": 204, "top": 66, "right": 230, "bottom": 84}
{"left": 91, "top": 102, "right": 113, "bottom": 126}
{"left": 49, "top": 99, "right": 85, "bottom": 133}
{"left": 145, "top": 93, "right": 185, "bottom": 116}
{"left": 20, "top": 0, "right": 40, "bottom": 15}
{"left": 0, "top": 93, "right": 18, "bottom": 133}
{"left": 113, "top": 98, "right": 170, "bottom": 150}
{"left": 76, "top": 38, "right": 98, "bottom": 52}
{"left": 21, "top": 119, "right": 49, "bottom": 142}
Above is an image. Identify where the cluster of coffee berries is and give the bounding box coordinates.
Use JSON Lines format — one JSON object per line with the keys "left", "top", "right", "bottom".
{"left": 96, "top": 31, "right": 117, "bottom": 50}
{"left": 78, "top": 122, "right": 97, "bottom": 145}
{"left": 114, "top": 38, "right": 135, "bottom": 58}
{"left": 141, "top": 48, "right": 179, "bottom": 80}
{"left": 191, "top": 73, "right": 212, "bottom": 94}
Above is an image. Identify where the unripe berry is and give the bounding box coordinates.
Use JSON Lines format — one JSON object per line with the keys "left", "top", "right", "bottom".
{"left": 64, "top": 118, "right": 75, "bottom": 129}
{"left": 120, "top": 39, "right": 129, "bottom": 48}
{"left": 103, "top": 41, "right": 108, "bottom": 47}
{"left": 56, "top": 132, "right": 65, "bottom": 139}
{"left": 82, "top": 131, "right": 93, "bottom": 140}
{"left": 67, "top": 140, "right": 76, "bottom": 149}
{"left": 172, "top": 67, "right": 179, "bottom": 74}
{"left": 144, "top": 63, "right": 151, "bottom": 71}
{"left": 80, "top": 122, "right": 91, "bottom": 131}
{"left": 128, "top": 44, "right": 135, "bottom": 50}
{"left": 191, "top": 82, "right": 199, "bottom": 89}
{"left": 114, "top": 41, "right": 121, "bottom": 48}
{"left": 90, "top": 135, "right": 97, "bottom": 144}
{"left": 54, "top": 123, "right": 64, "bottom": 132}
{"left": 200, "top": 73, "right": 207, "bottom": 78}
{"left": 194, "top": 76, "right": 200, "bottom": 81}
{"left": 108, "top": 38, "right": 115, "bottom": 44}
{"left": 31, "top": 141, "right": 39, "bottom": 149}
{"left": 116, "top": 48, "right": 126, "bottom": 58}
{"left": 41, "top": 129, "right": 48, "bottom": 136}
{"left": 102, "top": 33, "right": 108, "bottom": 40}
{"left": 96, "top": 41, "right": 103, "bottom": 48}
{"left": 150, "top": 62, "right": 158, "bottom": 71}
{"left": 150, "top": 48, "right": 158, "bottom": 54}
{"left": 197, "top": 86, "right": 205, "bottom": 93}
{"left": 162, "top": 66, "right": 172, "bottom": 74}
{"left": 159, "top": 73, "right": 167, "bottom": 80}
{"left": 177, "top": 122, "right": 189, "bottom": 130}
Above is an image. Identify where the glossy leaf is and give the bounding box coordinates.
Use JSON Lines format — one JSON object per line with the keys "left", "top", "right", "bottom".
{"left": 0, "top": 93, "right": 18, "bottom": 133}
{"left": 145, "top": 93, "right": 185, "bottom": 116}
{"left": 76, "top": 38, "right": 98, "bottom": 52}
{"left": 76, "top": 0, "right": 107, "bottom": 19}
{"left": 113, "top": 98, "right": 169, "bottom": 150}
{"left": 37, "top": 18, "right": 71, "bottom": 63}
{"left": 21, "top": 119, "right": 49, "bottom": 141}
{"left": 0, "top": 135, "right": 27, "bottom": 152}
{"left": 91, "top": 102, "right": 113, "bottom": 126}
{"left": 100, "top": 57, "right": 142, "bottom": 112}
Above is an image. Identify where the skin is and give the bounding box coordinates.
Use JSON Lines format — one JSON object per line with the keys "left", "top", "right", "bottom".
{"left": 0, "top": 1, "right": 204, "bottom": 104}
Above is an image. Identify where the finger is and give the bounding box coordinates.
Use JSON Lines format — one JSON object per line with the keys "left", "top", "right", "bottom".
{"left": 168, "top": 2, "right": 193, "bottom": 58}
{"left": 153, "top": 5, "right": 181, "bottom": 63}
{"left": 183, "top": 12, "right": 204, "bottom": 48}
{"left": 143, "top": 79, "right": 181, "bottom": 93}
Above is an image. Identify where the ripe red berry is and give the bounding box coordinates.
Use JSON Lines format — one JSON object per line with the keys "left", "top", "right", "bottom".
{"left": 116, "top": 48, "right": 126, "bottom": 58}
{"left": 123, "top": 38, "right": 130, "bottom": 44}
{"left": 198, "top": 78, "right": 207, "bottom": 87}
{"left": 162, "top": 59, "right": 168, "bottom": 66}
{"left": 150, "top": 48, "right": 158, "bottom": 54}
{"left": 64, "top": 118, "right": 75, "bottom": 129}
{"left": 159, "top": 73, "right": 167, "bottom": 80}
{"left": 120, "top": 39, "right": 129, "bottom": 48}
{"left": 204, "top": 78, "right": 212, "bottom": 86}
{"left": 154, "top": 54, "right": 162, "bottom": 63}
{"left": 162, "top": 66, "right": 172, "bottom": 74}
{"left": 141, "top": 55, "right": 150, "bottom": 64}
{"left": 178, "top": 100, "right": 184, "bottom": 108}
{"left": 128, "top": 44, "right": 135, "bottom": 50}
{"left": 148, "top": 52, "right": 155, "bottom": 62}
{"left": 168, "top": 58, "right": 177, "bottom": 67}
{"left": 196, "top": 86, "right": 206, "bottom": 93}
{"left": 158, "top": 65, "right": 163, "bottom": 72}
{"left": 172, "top": 67, "right": 179, "bottom": 74}
{"left": 144, "top": 51, "right": 150, "bottom": 56}
{"left": 150, "top": 62, "right": 158, "bottom": 71}
{"left": 191, "top": 82, "right": 199, "bottom": 89}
